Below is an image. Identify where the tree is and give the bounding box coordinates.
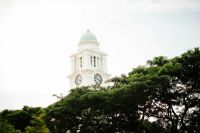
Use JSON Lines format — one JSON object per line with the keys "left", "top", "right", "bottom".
{"left": 127, "top": 47, "right": 200, "bottom": 132}
{"left": 0, "top": 106, "right": 48, "bottom": 132}
{"left": 0, "top": 118, "right": 16, "bottom": 133}
{"left": 24, "top": 113, "right": 50, "bottom": 133}
{"left": 2, "top": 47, "right": 198, "bottom": 133}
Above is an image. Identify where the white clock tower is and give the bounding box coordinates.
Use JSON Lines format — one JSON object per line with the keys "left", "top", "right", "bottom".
{"left": 68, "top": 30, "right": 110, "bottom": 89}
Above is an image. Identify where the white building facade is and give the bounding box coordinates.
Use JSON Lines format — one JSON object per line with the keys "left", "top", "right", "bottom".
{"left": 68, "top": 30, "right": 110, "bottom": 89}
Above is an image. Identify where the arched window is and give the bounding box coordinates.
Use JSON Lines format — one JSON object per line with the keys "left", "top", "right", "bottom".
{"left": 97, "top": 57, "right": 99, "bottom": 67}
{"left": 90, "top": 56, "right": 92, "bottom": 65}
{"left": 93, "top": 56, "right": 96, "bottom": 67}
{"left": 80, "top": 57, "right": 82, "bottom": 68}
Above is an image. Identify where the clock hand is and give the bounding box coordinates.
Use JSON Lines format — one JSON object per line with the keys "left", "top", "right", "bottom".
{"left": 95, "top": 76, "right": 101, "bottom": 82}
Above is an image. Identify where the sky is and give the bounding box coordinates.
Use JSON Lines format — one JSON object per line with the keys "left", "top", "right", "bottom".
{"left": 0, "top": 0, "right": 200, "bottom": 110}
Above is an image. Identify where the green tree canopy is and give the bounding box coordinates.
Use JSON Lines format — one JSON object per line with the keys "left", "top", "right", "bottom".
{"left": 1, "top": 47, "right": 199, "bottom": 133}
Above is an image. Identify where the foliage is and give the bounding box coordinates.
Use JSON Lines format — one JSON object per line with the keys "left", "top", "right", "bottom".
{"left": 0, "top": 47, "right": 199, "bottom": 133}
{"left": 45, "top": 47, "right": 199, "bottom": 133}
{"left": 24, "top": 113, "right": 50, "bottom": 133}
{"left": 0, "top": 118, "right": 16, "bottom": 133}
{"left": 0, "top": 106, "right": 49, "bottom": 133}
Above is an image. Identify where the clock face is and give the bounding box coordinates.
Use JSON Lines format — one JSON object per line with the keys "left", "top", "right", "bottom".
{"left": 94, "top": 73, "right": 103, "bottom": 85}
{"left": 75, "top": 74, "right": 82, "bottom": 85}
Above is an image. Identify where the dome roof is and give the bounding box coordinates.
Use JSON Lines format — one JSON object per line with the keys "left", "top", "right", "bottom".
{"left": 79, "top": 30, "right": 99, "bottom": 45}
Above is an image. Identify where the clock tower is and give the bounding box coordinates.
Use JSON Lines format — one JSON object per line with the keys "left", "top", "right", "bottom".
{"left": 68, "top": 30, "right": 110, "bottom": 89}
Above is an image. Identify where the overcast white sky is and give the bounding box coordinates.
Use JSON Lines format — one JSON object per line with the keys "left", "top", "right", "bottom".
{"left": 0, "top": 0, "right": 200, "bottom": 110}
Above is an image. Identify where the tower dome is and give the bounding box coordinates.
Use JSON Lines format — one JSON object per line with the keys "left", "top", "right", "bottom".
{"left": 79, "top": 30, "right": 99, "bottom": 46}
